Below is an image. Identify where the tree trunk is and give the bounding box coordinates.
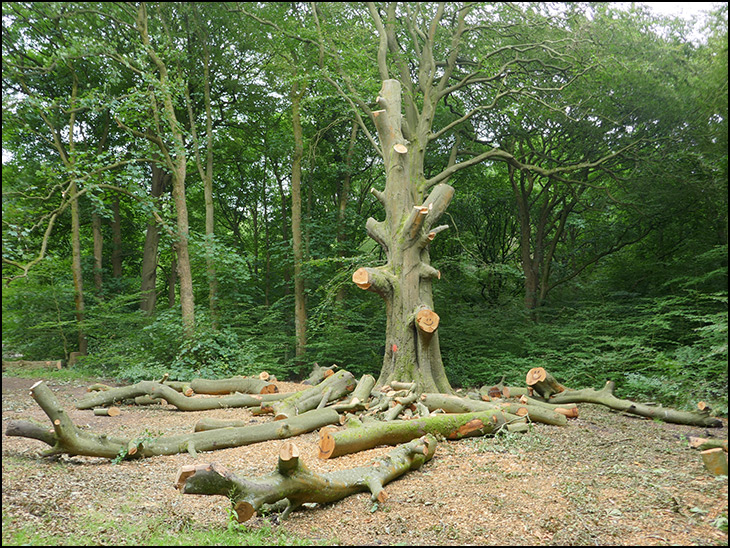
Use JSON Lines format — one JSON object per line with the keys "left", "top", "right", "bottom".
{"left": 92, "top": 212, "right": 103, "bottom": 296}
{"left": 111, "top": 195, "right": 123, "bottom": 278}
{"left": 69, "top": 180, "right": 88, "bottom": 356}
{"left": 291, "top": 77, "right": 307, "bottom": 361}
{"left": 353, "top": 80, "right": 453, "bottom": 393}
{"left": 177, "top": 435, "right": 438, "bottom": 522}
{"left": 140, "top": 164, "right": 169, "bottom": 313}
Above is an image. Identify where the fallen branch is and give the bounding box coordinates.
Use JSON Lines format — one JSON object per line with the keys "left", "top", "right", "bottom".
{"left": 318, "top": 408, "right": 528, "bottom": 459}
{"left": 6, "top": 381, "right": 342, "bottom": 460}
{"left": 547, "top": 380, "right": 723, "bottom": 427}
{"left": 176, "top": 434, "right": 438, "bottom": 522}
{"left": 268, "top": 369, "right": 356, "bottom": 420}
{"left": 190, "top": 376, "right": 278, "bottom": 395}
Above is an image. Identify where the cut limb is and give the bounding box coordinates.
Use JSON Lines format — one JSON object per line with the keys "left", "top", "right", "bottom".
{"left": 419, "top": 393, "right": 568, "bottom": 426}
{"left": 318, "top": 408, "right": 527, "bottom": 459}
{"left": 176, "top": 435, "right": 438, "bottom": 522}
{"left": 525, "top": 367, "right": 566, "bottom": 399}
{"left": 547, "top": 381, "right": 723, "bottom": 427}
{"left": 301, "top": 363, "right": 338, "bottom": 385}
{"left": 270, "top": 369, "right": 356, "bottom": 420}
{"left": 6, "top": 381, "right": 341, "bottom": 460}
{"left": 190, "top": 376, "right": 278, "bottom": 395}
{"left": 700, "top": 447, "right": 728, "bottom": 476}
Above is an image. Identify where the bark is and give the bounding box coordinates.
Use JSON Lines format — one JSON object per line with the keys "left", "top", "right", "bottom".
{"left": 419, "top": 393, "right": 569, "bottom": 426}
{"left": 92, "top": 212, "right": 103, "bottom": 296}
{"left": 176, "top": 435, "right": 438, "bottom": 522}
{"left": 190, "top": 376, "right": 278, "bottom": 395}
{"left": 688, "top": 437, "right": 728, "bottom": 452}
{"left": 318, "top": 408, "right": 528, "bottom": 460}
{"left": 547, "top": 380, "right": 724, "bottom": 427}
{"left": 353, "top": 80, "right": 453, "bottom": 393}
{"left": 69, "top": 183, "right": 87, "bottom": 355}
{"left": 7, "top": 381, "right": 341, "bottom": 460}
{"left": 301, "top": 363, "right": 337, "bottom": 385}
{"left": 140, "top": 164, "right": 169, "bottom": 313}
{"left": 291, "top": 76, "right": 307, "bottom": 361}
{"left": 269, "top": 369, "right": 356, "bottom": 420}
{"left": 136, "top": 3, "right": 195, "bottom": 336}
{"left": 111, "top": 196, "right": 123, "bottom": 278}
{"left": 76, "top": 381, "right": 286, "bottom": 412}
{"left": 526, "top": 367, "right": 566, "bottom": 399}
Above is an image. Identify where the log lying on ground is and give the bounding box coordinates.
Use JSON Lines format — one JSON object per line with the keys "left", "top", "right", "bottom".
{"left": 190, "top": 376, "right": 278, "bottom": 395}
{"left": 332, "top": 374, "right": 377, "bottom": 413}
{"left": 701, "top": 448, "right": 728, "bottom": 476}
{"left": 76, "top": 380, "right": 172, "bottom": 409}
{"left": 148, "top": 384, "right": 289, "bottom": 412}
{"left": 177, "top": 434, "right": 438, "bottom": 522}
{"left": 318, "top": 408, "right": 528, "bottom": 459}
{"left": 547, "top": 380, "right": 723, "bottom": 427}
{"left": 268, "top": 369, "right": 356, "bottom": 420}
{"left": 301, "top": 363, "right": 338, "bottom": 385}
{"left": 688, "top": 436, "right": 728, "bottom": 452}
{"left": 6, "top": 381, "right": 341, "bottom": 460}
{"left": 526, "top": 367, "right": 567, "bottom": 399}
{"left": 419, "top": 393, "right": 569, "bottom": 426}
{"left": 77, "top": 381, "right": 290, "bottom": 412}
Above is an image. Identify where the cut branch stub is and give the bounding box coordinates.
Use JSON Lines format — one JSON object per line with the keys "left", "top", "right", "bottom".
{"left": 353, "top": 267, "right": 371, "bottom": 290}
{"left": 416, "top": 308, "right": 439, "bottom": 334}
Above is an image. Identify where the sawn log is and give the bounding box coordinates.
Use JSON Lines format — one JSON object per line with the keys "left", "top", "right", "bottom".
{"left": 176, "top": 434, "right": 438, "bottom": 522}
{"left": 6, "top": 381, "right": 341, "bottom": 460}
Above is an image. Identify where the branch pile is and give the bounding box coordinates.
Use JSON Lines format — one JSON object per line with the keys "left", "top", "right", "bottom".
{"left": 4, "top": 364, "right": 725, "bottom": 524}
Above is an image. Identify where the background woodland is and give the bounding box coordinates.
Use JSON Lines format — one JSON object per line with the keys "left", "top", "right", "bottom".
{"left": 2, "top": 2, "right": 727, "bottom": 414}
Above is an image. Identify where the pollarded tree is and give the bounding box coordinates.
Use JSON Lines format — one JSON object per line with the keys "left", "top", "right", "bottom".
{"left": 311, "top": 2, "right": 654, "bottom": 392}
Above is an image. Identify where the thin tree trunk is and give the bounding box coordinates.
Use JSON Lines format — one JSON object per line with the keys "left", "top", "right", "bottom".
{"left": 92, "top": 212, "right": 103, "bottom": 296}
{"left": 291, "top": 77, "right": 307, "bottom": 361}
{"left": 140, "top": 165, "right": 169, "bottom": 313}
{"left": 111, "top": 196, "right": 123, "bottom": 279}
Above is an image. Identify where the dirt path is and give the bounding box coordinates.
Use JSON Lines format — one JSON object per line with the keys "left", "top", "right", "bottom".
{"left": 2, "top": 374, "right": 728, "bottom": 546}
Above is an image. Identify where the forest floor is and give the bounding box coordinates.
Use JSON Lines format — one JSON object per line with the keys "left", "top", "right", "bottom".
{"left": 2, "top": 372, "right": 728, "bottom": 546}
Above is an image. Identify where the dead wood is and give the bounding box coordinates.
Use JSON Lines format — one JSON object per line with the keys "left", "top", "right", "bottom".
{"left": 176, "top": 434, "right": 438, "bottom": 522}
{"left": 190, "top": 376, "right": 278, "bottom": 395}
{"left": 545, "top": 380, "right": 723, "bottom": 427}
{"left": 419, "top": 393, "right": 568, "bottom": 426}
{"left": 301, "top": 363, "right": 338, "bottom": 385}
{"left": 318, "top": 408, "right": 528, "bottom": 460}
{"left": 6, "top": 381, "right": 341, "bottom": 460}
{"left": 269, "top": 369, "right": 356, "bottom": 420}
{"left": 700, "top": 447, "right": 728, "bottom": 476}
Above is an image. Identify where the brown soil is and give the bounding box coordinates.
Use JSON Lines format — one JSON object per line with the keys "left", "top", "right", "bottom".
{"left": 2, "top": 374, "right": 728, "bottom": 546}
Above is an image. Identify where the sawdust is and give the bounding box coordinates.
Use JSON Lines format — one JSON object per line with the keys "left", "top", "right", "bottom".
{"left": 2, "top": 375, "right": 728, "bottom": 546}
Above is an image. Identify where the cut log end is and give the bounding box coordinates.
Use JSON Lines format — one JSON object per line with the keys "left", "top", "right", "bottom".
{"left": 701, "top": 447, "right": 729, "bottom": 476}
{"left": 318, "top": 427, "right": 337, "bottom": 460}
{"left": 234, "top": 500, "right": 256, "bottom": 523}
{"left": 526, "top": 367, "right": 547, "bottom": 386}
{"left": 352, "top": 268, "right": 371, "bottom": 290}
